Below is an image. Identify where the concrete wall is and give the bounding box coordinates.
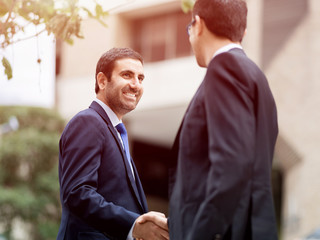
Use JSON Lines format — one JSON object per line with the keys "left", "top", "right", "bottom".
{"left": 265, "top": 0, "right": 320, "bottom": 239}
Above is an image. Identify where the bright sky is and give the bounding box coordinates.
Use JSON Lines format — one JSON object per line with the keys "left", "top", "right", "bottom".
{"left": 0, "top": 23, "right": 56, "bottom": 108}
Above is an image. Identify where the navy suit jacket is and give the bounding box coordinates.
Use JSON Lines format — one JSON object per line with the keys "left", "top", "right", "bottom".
{"left": 57, "top": 101, "right": 148, "bottom": 240}
{"left": 169, "top": 49, "right": 278, "bottom": 240}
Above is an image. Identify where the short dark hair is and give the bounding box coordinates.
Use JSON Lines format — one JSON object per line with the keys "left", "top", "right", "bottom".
{"left": 95, "top": 47, "right": 144, "bottom": 93}
{"left": 193, "top": 0, "right": 247, "bottom": 42}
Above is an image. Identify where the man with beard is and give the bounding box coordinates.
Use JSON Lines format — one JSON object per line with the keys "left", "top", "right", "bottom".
{"left": 57, "top": 48, "right": 169, "bottom": 240}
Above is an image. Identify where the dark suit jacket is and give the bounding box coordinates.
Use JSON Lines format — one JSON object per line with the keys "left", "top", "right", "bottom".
{"left": 169, "top": 48, "right": 278, "bottom": 240}
{"left": 57, "top": 101, "right": 148, "bottom": 240}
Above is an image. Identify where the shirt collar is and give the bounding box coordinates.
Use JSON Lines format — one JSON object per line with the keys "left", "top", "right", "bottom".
{"left": 94, "top": 98, "right": 121, "bottom": 127}
{"left": 212, "top": 43, "right": 243, "bottom": 60}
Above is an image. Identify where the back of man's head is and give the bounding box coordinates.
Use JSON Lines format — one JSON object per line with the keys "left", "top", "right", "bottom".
{"left": 193, "top": 0, "right": 247, "bottom": 42}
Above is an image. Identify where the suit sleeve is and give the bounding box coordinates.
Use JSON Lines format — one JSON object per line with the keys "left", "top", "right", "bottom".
{"left": 189, "top": 53, "right": 256, "bottom": 239}
{"left": 59, "top": 112, "right": 138, "bottom": 239}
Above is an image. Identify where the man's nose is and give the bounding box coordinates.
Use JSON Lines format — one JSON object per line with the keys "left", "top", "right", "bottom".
{"left": 129, "top": 77, "right": 141, "bottom": 88}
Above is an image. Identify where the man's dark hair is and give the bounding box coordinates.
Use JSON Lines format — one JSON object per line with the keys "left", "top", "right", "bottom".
{"left": 193, "top": 0, "right": 247, "bottom": 42}
{"left": 95, "top": 47, "right": 144, "bottom": 93}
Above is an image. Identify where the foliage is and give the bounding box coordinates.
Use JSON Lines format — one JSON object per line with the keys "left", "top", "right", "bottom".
{"left": 181, "top": 0, "right": 195, "bottom": 13}
{"left": 1, "top": 57, "right": 11, "bottom": 80}
{"left": 0, "top": 0, "right": 194, "bottom": 80}
{"left": 0, "top": 0, "right": 109, "bottom": 80}
{"left": 0, "top": 106, "right": 65, "bottom": 240}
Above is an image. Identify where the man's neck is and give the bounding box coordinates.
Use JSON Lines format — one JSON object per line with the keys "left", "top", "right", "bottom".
{"left": 204, "top": 36, "right": 240, "bottom": 66}
{"left": 95, "top": 97, "right": 122, "bottom": 122}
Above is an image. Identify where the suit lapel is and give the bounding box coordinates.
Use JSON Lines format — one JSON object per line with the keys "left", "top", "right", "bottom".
{"left": 168, "top": 80, "right": 205, "bottom": 197}
{"left": 89, "top": 101, "right": 146, "bottom": 212}
{"left": 131, "top": 160, "right": 148, "bottom": 212}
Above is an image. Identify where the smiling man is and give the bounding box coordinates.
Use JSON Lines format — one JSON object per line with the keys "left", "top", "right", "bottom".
{"left": 57, "top": 48, "right": 169, "bottom": 240}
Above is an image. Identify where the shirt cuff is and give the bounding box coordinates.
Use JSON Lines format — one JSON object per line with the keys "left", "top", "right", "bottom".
{"left": 126, "top": 219, "right": 136, "bottom": 240}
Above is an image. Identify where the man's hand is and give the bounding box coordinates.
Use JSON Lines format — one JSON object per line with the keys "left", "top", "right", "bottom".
{"left": 133, "top": 211, "right": 169, "bottom": 240}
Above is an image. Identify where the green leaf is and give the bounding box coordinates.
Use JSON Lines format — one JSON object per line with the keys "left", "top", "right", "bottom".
{"left": 181, "top": 0, "right": 195, "bottom": 13}
{"left": 97, "top": 18, "right": 107, "bottom": 28}
{"left": 81, "top": 7, "right": 94, "bottom": 18}
{"left": 2, "top": 56, "right": 13, "bottom": 80}
{"left": 65, "top": 38, "right": 74, "bottom": 45}
{"left": 95, "top": 3, "right": 103, "bottom": 17}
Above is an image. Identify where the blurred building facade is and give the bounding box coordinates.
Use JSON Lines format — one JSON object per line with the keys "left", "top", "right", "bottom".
{"left": 55, "top": 0, "right": 320, "bottom": 239}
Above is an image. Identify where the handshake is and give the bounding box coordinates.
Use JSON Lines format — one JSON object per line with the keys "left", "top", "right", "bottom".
{"left": 133, "top": 211, "right": 169, "bottom": 240}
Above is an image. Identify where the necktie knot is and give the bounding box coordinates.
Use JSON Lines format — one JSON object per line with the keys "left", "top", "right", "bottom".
{"left": 116, "top": 123, "right": 127, "bottom": 136}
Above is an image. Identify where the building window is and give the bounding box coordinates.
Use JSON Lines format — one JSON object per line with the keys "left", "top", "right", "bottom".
{"left": 131, "top": 11, "right": 192, "bottom": 62}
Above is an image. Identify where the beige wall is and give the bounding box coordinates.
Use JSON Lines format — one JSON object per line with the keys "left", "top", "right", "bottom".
{"left": 243, "top": 0, "right": 263, "bottom": 66}
{"left": 265, "top": 0, "right": 320, "bottom": 239}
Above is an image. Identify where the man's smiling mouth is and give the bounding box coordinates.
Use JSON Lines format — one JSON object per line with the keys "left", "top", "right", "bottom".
{"left": 124, "top": 92, "right": 137, "bottom": 99}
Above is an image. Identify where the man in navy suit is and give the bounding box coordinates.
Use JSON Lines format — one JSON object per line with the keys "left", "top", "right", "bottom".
{"left": 168, "top": 0, "right": 279, "bottom": 239}
{"left": 57, "top": 48, "right": 169, "bottom": 240}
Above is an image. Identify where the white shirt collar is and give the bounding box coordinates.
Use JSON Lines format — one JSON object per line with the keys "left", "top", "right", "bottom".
{"left": 213, "top": 43, "right": 242, "bottom": 60}
{"left": 94, "top": 98, "right": 121, "bottom": 127}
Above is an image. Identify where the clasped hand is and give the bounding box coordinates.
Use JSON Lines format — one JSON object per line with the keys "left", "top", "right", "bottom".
{"left": 132, "top": 211, "right": 169, "bottom": 240}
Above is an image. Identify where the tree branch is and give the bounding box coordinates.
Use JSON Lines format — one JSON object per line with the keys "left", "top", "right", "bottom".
{"left": 10, "top": 28, "right": 47, "bottom": 45}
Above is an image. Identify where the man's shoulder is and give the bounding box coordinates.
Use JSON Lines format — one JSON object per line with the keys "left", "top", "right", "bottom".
{"left": 205, "top": 48, "right": 267, "bottom": 93}
{"left": 211, "top": 48, "right": 247, "bottom": 65}
{"left": 61, "top": 106, "right": 108, "bottom": 140}
{"left": 64, "top": 105, "right": 104, "bottom": 131}
{"left": 70, "top": 106, "right": 99, "bottom": 122}
{"left": 210, "top": 48, "right": 263, "bottom": 76}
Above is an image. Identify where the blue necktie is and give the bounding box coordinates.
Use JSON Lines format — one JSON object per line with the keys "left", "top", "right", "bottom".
{"left": 116, "top": 123, "right": 134, "bottom": 176}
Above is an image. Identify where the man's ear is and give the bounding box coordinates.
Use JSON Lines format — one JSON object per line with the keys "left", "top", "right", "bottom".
{"left": 241, "top": 29, "right": 247, "bottom": 42}
{"left": 97, "top": 72, "right": 107, "bottom": 91}
{"left": 194, "top": 15, "right": 204, "bottom": 36}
